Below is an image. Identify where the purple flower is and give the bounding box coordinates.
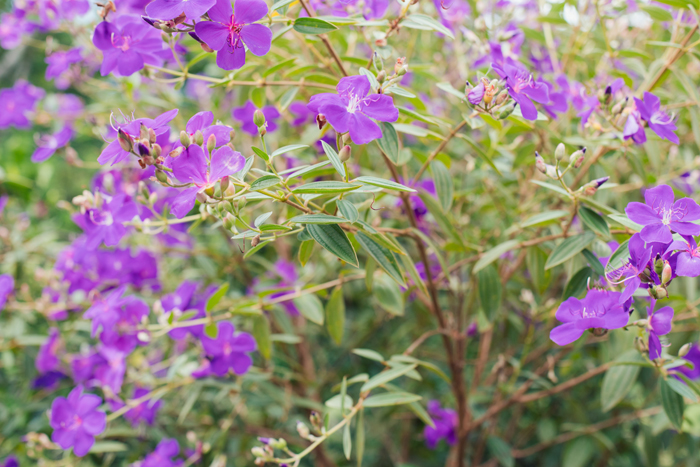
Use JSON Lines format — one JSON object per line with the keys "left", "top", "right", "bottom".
{"left": 606, "top": 233, "right": 651, "bottom": 302}
{"left": 33, "top": 370, "right": 67, "bottom": 390}
{"left": 31, "top": 126, "right": 74, "bottom": 163}
{"left": 288, "top": 101, "right": 313, "bottom": 126}
{"left": 578, "top": 78, "right": 624, "bottom": 126}
{"left": 635, "top": 92, "right": 678, "bottom": 144}
{"left": 307, "top": 75, "right": 399, "bottom": 144}
{"left": 45, "top": 47, "right": 83, "bottom": 81}
{"left": 146, "top": 0, "right": 216, "bottom": 19}
{"left": 423, "top": 401, "right": 457, "bottom": 449}
{"left": 137, "top": 438, "right": 181, "bottom": 467}
{"left": 93, "top": 345, "right": 127, "bottom": 393}
{"left": 646, "top": 299, "right": 674, "bottom": 359}
{"left": 550, "top": 289, "right": 630, "bottom": 345}
{"left": 492, "top": 62, "right": 549, "bottom": 120}
{"left": 0, "top": 274, "right": 14, "bottom": 311}
{"left": 109, "top": 387, "right": 161, "bottom": 426}
{"left": 170, "top": 144, "right": 245, "bottom": 218}
{"left": 625, "top": 184, "right": 700, "bottom": 244}
{"left": 232, "top": 101, "right": 281, "bottom": 135}
{"left": 1, "top": 456, "right": 18, "bottom": 467}
{"left": 84, "top": 286, "right": 129, "bottom": 336}
{"left": 176, "top": 111, "right": 233, "bottom": 149}
{"left": 676, "top": 344, "right": 700, "bottom": 380}
{"left": 666, "top": 237, "right": 700, "bottom": 277}
{"left": 200, "top": 321, "right": 256, "bottom": 376}
{"left": 93, "top": 15, "right": 167, "bottom": 76}
{"left": 71, "top": 351, "right": 102, "bottom": 383}
{"left": 73, "top": 194, "right": 138, "bottom": 249}
{"left": 99, "top": 297, "right": 150, "bottom": 352}
{"left": 0, "top": 80, "right": 45, "bottom": 130}
{"left": 50, "top": 385, "right": 107, "bottom": 457}
{"left": 467, "top": 81, "right": 485, "bottom": 105}
{"left": 36, "top": 328, "right": 62, "bottom": 373}
{"left": 162, "top": 280, "right": 215, "bottom": 339}
{"left": 623, "top": 110, "right": 646, "bottom": 144}
{"left": 194, "top": 0, "right": 271, "bottom": 70}
{"left": 99, "top": 109, "right": 178, "bottom": 166}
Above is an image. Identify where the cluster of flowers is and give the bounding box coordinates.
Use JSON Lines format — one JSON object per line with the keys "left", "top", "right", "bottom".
{"left": 551, "top": 185, "right": 700, "bottom": 373}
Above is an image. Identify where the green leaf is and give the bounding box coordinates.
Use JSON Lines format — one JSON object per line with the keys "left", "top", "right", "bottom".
{"left": 361, "top": 364, "right": 418, "bottom": 392}
{"left": 271, "top": 144, "right": 308, "bottom": 158}
{"left": 337, "top": 199, "right": 359, "bottom": 223}
{"left": 288, "top": 214, "right": 346, "bottom": 224}
{"left": 326, "top": 286, "right": 345, "bottom": 345}
{"left": 251, "top": 146, "right": 269, "bottom": 162}
{"left": 352, "top": 348, "right": 385, "bottom": 362}
{"left": 293, "top": 181, "right": 361, "bottom": 194}
{"left": 363, "top": 392, "right": 422, "bottom": 407}
{"left": 356, "top": 409, "right": 365, "bottom": 467}
{"left": 436, "top": 82, "right": 466, "bottom": 99}
{"left": 418, "top": 193, "right": 464, "bottom": 249}
{"left": 605, "top": 239, "right": 631, "bottom": 276}
{"left": 527, "top": 246, "right": 550, "bottom": 293}
{"left": 407, "top": 400, "right": 435, "bottom": 428}
{"left": 293, "top": 17, "right": 338, "bottom": 34}
{"left": 279, "top": 87, "right": 298, "bottom": 110}
{"left": 601, "top": 351, "right": 642, "bottom": 412}
{"left": 358, "top": 67, "right": 380, "bottom": 91}
{"left": 608, "top": 214, "right": 642, "bottom": 232}
{"left": 251, "top": 87, "right": 265, "bottom": 109}
{"left": 250, "top": 175, "right": 280, "bottom": 191}
{"left": 487, "top": 436, "right": 514, "bottom": 467}
{"left": 473, "top": 240, "right": 520, "bottom": 273}
{"left": 306, "top": 224, "right": 359, "bottom": 267}
{"left": 377, "top": 122, "right": 399, "bottom": 163}
{"left": 326, "top": 394, "right": 353, "bottom": 409}
{"left": 562, "top": 267, "right": 593, "bottom": 300}
{"left": 562, "top": 437, "right": 595, "bottom": 467}
{"left": 666, "top": 377, "right": 699, "bottom": 402}
{"left": 373, "top": 274, "right": 404, "bottom": 316}
{"left": 206, "top": 283, "right": 229, "bottom": 312}
{"left": 640, "top": 4, "right": 674, "bottom": 21}
{"left": 578, "top": 206, "right": 610, "bottom": 238}
{"left": 244, "top": 240, "right": 271, "bottom": 258}
{"left": 321, "top": 140, "right": 346, "bottom": 178}
{"left": 660, "top": 377, "right": 685, "bottom": 429}
{"left": 521, "top": 210, "right": 569, "bottom": 228}
{"left": 89, "top": 441, "right": 129, "bottom": 453}
{"left": 356, "top": 232, "right": 405, "bottom": 287}
{"left": 365, "top": 257, "right": 376, "bottom": 292}
{"left": 343, "top": 424, "right": 352, "bottom": 460}
{"left": 263, "top": 57, "right": 296, "bottom": 76}
{"left": 270, "top": 0, "right": 295, "bottom": 11}
{"left": 581, "top": 249, "right": 605, "bottom": 276}
{"left": 286, "top": 161, "right": 331, "bottom": 179}
{"left": 293, "top": 293, "right": 325, "bottom": 325}
{"left": 298, "top": 240, "right": 314, "bottom": 266}
{"left": 204, "top": 322, "right": 218, "bottom": 338}
{"left": 403, "top": 14, "right": 454, "bottom": 39}
{"left": 252, "top": 316, "right": 272, "bottom": 359}
{"left": 530, "top": 179, "right": 571, "bottom": 197}
{"left": 354, "top": 176, "right": 415, "bottom": 192}
{"left": 477, "top": 265, "right": 502, "bottom": 320}
{"left": 431, "top": 161, "right": 453, "bottom": 211}
{"left": 384, "top": 86, "right": 415, "bottom": 98}
{"left": 545, "top": 232, "right": 596, "bottom": 270}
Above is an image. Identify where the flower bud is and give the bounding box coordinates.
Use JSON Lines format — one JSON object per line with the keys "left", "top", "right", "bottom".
{"left": 582, "top": 176, "right": 609, "bottom": 196}
{"left": 679, "top": 343, "right": 692, "bottom": 357}
{"left": 377, "top": 70, "right": 387, "bottom": 83}
{"left": 296, "top": 421, "right": 311, "bottom": 439}
{"left": 194, "top": 130, "right": 204, "bottom": 146}
{"left": 223, "top": 213, "right": 235, "bottom": 230}
{"left": 220, "top": 175, "right": 229, "bottom": 192}
{"left": 151, "top": 143, "right": 162, "bottom": 158}
{"left": 394, "top": 57, "right": 406, "bottom": 75}
{"left": 155, "top": 169, "right": 169, "bottom": 184}
{"left": 229, "top": 129, "right": 236, "bottom": 141}
{"left": 372, "top": 51, "right": 384, "bottom": 72}
{"left": 269, "top": 438, "right": 287, "bottom": 450}
{"left": 375, "top": 37, "right": 387, "bottom": 47}
{"left": 467, "top": 82, "right": 485, "bottom": 105}
{"left": 118, "top": 129, "right": 133, "bottom": 152}
{"left": 611, "top": 97, "right": 628, "bottom": 115}
{"left": 148, "top": 128, "right": 157, "bottom": 144}
{"left": 169, "top": 146, "right": 184, "bottom": 158}
{"left": 196, "top": 192, "right": 208, "bottom": 204}
{"left": 497, "top": 102, "right": 517, "bottom": 120}
{"left": 258, "top": 126, "right": 267, "bottom": 137}
{"left": 654, "top": 254, "right": 664, "bottom": 276}
{"left": 342, "top": 133, "right": 351, "bottom": 145}
{"left": 201, "top": 42, "right": 214, "bottom": 53}
{"left": 569, "top": 147, "right": 586, "bottom": 168}
{"left": 535, "top": 152, "right": 547, "bottom": 174}
{"left": 661, "top": 260, "right": 672, "bottom": 285}
{"left": 555, "top": 143, "right": 566, "bottom": 161}
{"left": 316, "top": 114, "right": 327, "bottom": 130}
{"left": 650, "top": 285, "right": 668, "bottom": 299}
{"left": 251, "top": 447, "right": 266, "bottom": 458}
{"left": 207, "top": 134, "right": 217, "bottom": 153}
{"left": 339, "top": 145, "right": 351, "bottom": 162}
{"left": 139, "top": 123, "right": 149, "bottom": 141}
{"left": 205, "top": 186, "right": 215, "bottom": 197}
{"left": 494, "top": 90, "right": 508, "bottom": 106}
{"left": 237, "top": 196, "right": 247, "bottom": 211}
{"left": 253, "top": 109, "right": 266, "bottom": 127}
{"left": 137, "top": 142, "right": 150, "bottom": 157}
{"left": 180, "top": 130, "right": 191, "bottom": 148}
{"left": 251, "top": 234, "right": 260, "bottom": 247}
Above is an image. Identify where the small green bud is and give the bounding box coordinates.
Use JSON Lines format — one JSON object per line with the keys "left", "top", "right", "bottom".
{"left": 296, "top": 421, "right": 311, "bottom": 439}
{"left": 569, "top": 147, "right": 586, "bottom": 168}
{"left": 207, "top": 134, "right": 217, "bottom": 153}
{"left": 253, "top": 109, "right": 266, "bottom": 127}
{"left": 654, "top": 254, "right": 664, "bottom": 276}
{"left": 223, "top": 213, "right": 235, "bottom": 230}
{"left": 339, "top": 145, "right": 351, "bottom": 162}
{"left": 373, "top": 51, "right": 384, "bottom": 72}
{"left": 535, "top": 152, "right": 546, "bottom": 174}
{"left": 555, "top": 143, "right": 566, "bottom": 161}
{"left": 155, "top": 169, "right": 169, "bottom": 184}
{"left": 139, "top": 123, "right": 149, "bottom": 141}
{"left": 151, "top": 143, "right": 162, "bottom": 158}
{"left": 251, "top": 447, "right": 266, "bottom": 458}
{"left": 679, "top": 343, "right": 692, "bottom": 357}
{"left": 194, "top": 130, "right": 204, "bottom": 146}
{"left": 497, "top": 102, "right": 517, "bottom": 120}
{"left": 180, "top": 130, "right": 191, "bottom": 148}
{"left": 269, "top": 438, "right": 287, "bottom": 450}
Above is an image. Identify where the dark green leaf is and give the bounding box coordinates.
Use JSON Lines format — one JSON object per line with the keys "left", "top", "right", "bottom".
{"left": 306, "top": 224, "right": 359, "bottom": 267}
{"left": 581, "top": 249, "right": 605, "bottom": 276}
{"left": 293, "top": 17, "right": 338, "bottom": 34}
{"left": 601, "top": 351, "right": 642, "bottom": 412}
{"left": 545, "top": 232, "right": 596, "bottom": 270}
{"left": 252, "top": 316, "right": 272, "bottom": 359}
{"left": 362, "top": 392, "right": 422, "bottom": 407}
{"left": 356, "top": 232, "right": 405, "bottom": 287}
{"left": 487, "top": 436, "right": 514, "bottom": 467}
{"left": 321, "top": 140, "right": 346, "bottom": 177}
{"left": 660, "top": 377, "right": 685, "bottom": 429}
{"left": 431, "top": 161, "right": 453, "bottom": 211}
{"left": 326, "top": 286, "right": 345, "bottom": 345}
{"left": 562, "top": 267, "right": 593, "bottom": 300}
{"left": 337, "top": 199, "right": 359, "bottom": 223}
{"left": 361, "top": 364, "right": 417, "bottom": 392}
{"left": 251, "top": 146, "right": 269, "bottom": 161}
{"left": 377, "top": 122, "right": 399, "bottom": 163}
{"left": 418, "top": 192, "right": 465, "bottom": 249}
{"left": 477, "top": 265, "right": 502, "bottom": 320}
{"left": 579, "top": 206, "right": 610, "bottom": 238}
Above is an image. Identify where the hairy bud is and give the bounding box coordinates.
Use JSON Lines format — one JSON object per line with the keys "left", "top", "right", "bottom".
{"left": 316, "top": 114, "right": 327, "bottom": 130}
{"left": 155, "top": 169, "right": 169, "bottom": 184}
{"left": 220, "top": 175, "right": 229, "bottom": 193}
{"left": 180, "top": 130, "right": 191, "bottom": 148}
{"left": 497, "top": 102, "right": 517, "bottom": 120}
{"left": 251, "top": 235, "right": 261, "bottom": 247}
{"left": 194, "top": 130, "right": 204, "bottom": 146}
{"left": 661, "top": 260, "right": 672, "bottom": 285}
{"left": 339, "top": 145, "right": 351, "bottom": 162}
{"left": 139, "top": 123, "right": 149, "bottom": 141}
{"left": 535, "top": 152, "right": 547, "bottom": 174}
{"left": 297, "top": 421, "right": 311, "bottom": 439}
{"left": 377, "top": 70, "right": 387, "bottom": 83}
{"left": 569, "top": 147, "right": 586, "bottom": 168}
{"left": 494, "top": 90, "right": 508, "bottom": 106}
{"left": 169, "top": 146, "right": 184, "bottom": 158}
{"left": 372, "top": 51, "right": 384, "bottom": 72}
{"left": 117, "top": 129, "right": 133, "bottom": 152}
{"left": 253, "top": 109, "right": 266, "bottom": 127}
{"left": 679, "top": 343, "right": 692, "bottom": 357}
{"left": 555, "top": 143, "right": 566, "bottom": 161}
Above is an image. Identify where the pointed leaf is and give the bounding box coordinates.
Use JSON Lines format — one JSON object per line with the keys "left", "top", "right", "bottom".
{"left": 307, "top": 224, "right": 359, "bottom": 267}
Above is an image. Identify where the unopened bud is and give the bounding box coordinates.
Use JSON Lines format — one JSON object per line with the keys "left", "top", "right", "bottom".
{"left": 377, "top": 70, "right": 387, "bottom": 83}
{"left": 118, "top": 129, "right": 133, "bottom": 152}
{"left": 151, "top": 143, "right": 162, "bottom": 158}
{"left": 251, "top": 447, "right": 266, "bottom": 458}
{"left": 569, "top": 147, "right": 586, "bottom": 168}
{"left": 603, "top": 85, "right": 613, "bottom": 105}
{"left": 375, "top": 37, "right": 387, "bottom": 47}
{"left": 207, "top": 134, "right": 217, "bottom": 153}
{"left": 180, "top": 130, "right": 191, "bottom": 148}
{"left": 339, "top": 145, "right": 351, "bottom": 162}
{"left": 296, "top": 421, "right": 310, "bottom": 439}
{"left": 169, "top": 146, "right": 184, "bottom": 158}
{"left": 651, "top": 285, "right": 668, "bottom": 299}
{"left": 662, "top": 260, "right": 672, "bottom": 285}
{"left": 582, "top": 176, "right": 609, "bottom": 196}
{"left": 253, "top": 109, "right": 266, "bottom": 127}
{"left": 201, "top": 42, "right": 214, "bottom": 53}
{"left": 679, "top": 343, "right": 692, "bottom": 357}
{"left": 223, "top": 213, "right": 235, "bottom": 230}
{"left": 394, "top": 57, "right": 406, "bottom": 75}
{"left": 237, "top": 196, "right": 247, "bottom": 210}
{"left": 251, "top": 234, "right": 260, "bottom": 247}
{"left": 535, "top": 152, "right": 547, "bottom": 174}
{"left": 611, "top": 97, "right": 628, "bottom": 115}
{"left": 555, "top": 143, "right": 566, "bottom": 161}
{"left": 148, "top": 128, "right": 157, "bottom": 144}
{"left": 139, "top": 123, "right": 149, "bottom": 140}
{"left": 497, "top": 102, "right": 517, "bottom": 120}
{"left": 654, "top": 254, "right": 664, "bottom": 276}
{"left": 155, "top": 169, "right": 169, "bottom": 184}
{"left": 316, "top": 114, "right": 327, "bottom": 130}
{"left": 229, "top": 129, "right": 236, "bottom": 142}
{"left": 269, "top": 439, "right": 287, "bottom": 450}
{"left": 205, "top": 186, "right": 215, "bottom": 197}
{"left": 494, "top": 90, "right": 508, "bottom": 106}
{"left": 373, "top": 51, "right": 384, "bottom": 72}
{"left": 220, "top": 175, "right": 229, "bottom": 192}
{"left": 194, "top": 130, "right": 204, "bottom": 146}
{"left": 258, "top": 126, "right": 267, "bottom": 137}
{"left": 397, "top": 65, "right": 408, "bottom": 76}
{"left": 137, "top": 142, "right": 150, "bottom": 157}
{"left": 196, "top": 192, "right": 208, "bottom": 204}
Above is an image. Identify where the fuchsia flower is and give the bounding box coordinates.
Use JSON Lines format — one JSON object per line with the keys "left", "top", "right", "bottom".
{"left": 550, "top": 289, "right": 630, "bottom": 345}
{"left": 93, "top": 15, "right": 168, "bottom": 76}
{"left": 194, "top": 0, "right": 272, "bottom": 70}
{"left": 73, "top": 194, "right": 139, "bottom": 249}
{"left": 50, "top": 385, "right": 107, "bottom": 457}
{"left": 146, "top": 0, "right": 216, "bottom": 19}
{"left": 667, "top": 237, "right": 700, "bottom": 277}
{"left": 109, "top": 387, "right": 162, "bottom": 427}
{"left": 31, "top": 126, "right": 74, "bottom": 163}
{"left": 36, "top": 328, "right": 62, "bottom": 373}
{"left": 232, "top": 101, "right": 281, "bottom": 135}
{"left": 0, "top": 80, "right": 45, "bottom": 130}
{"left": 492, "top": 62, "right": 549, "bottom": 120}
{"left": 200, "top": 321, "right": 256, "bottom": 376}
{"left": 625, "top": 184, "right": 700, "bottom": 244}
{"left": 137, "top": 438, "right": 182, "bottom": 467}
{"left": 0, "top": 274, "right": 13, "bottom": 312}
{"left": 45, "top": 47, "right": 83, "bottom": 81}
{"left": 307, "top": 75, "right": 399, "bottom": 145}
{"left": 170, "top": 144, "right": 245, "bottom": 218}
{"left": 645, "top": 299, "right": 674, "bottom": 360}
{"left": 423, "top": 401, "right": 457, "bottom": 449}
{"left": 635, "top": 92, "right": 679, "bottom": 144}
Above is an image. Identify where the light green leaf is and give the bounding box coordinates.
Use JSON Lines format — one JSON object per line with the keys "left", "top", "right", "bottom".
{"left": 522, "top": 210, "right": 569, "bottom": 228}
{"left": 545, "top": 232, "right": 596, "bottom": 270}
{"left": 352, "top": 348, "right": 385, "bottom": 362}
{"left": 363, "top": 392, "right": 422, "bottom": 407}
{"left": 660, "top": 377, "right": 685, "bottom": 429}
{"left": 373, "top": 274, "right": 404, "bottom": 316}
{"left": 206, "top": 283, "right": 229, "bottom": 312}
{"left": 356, "top": 232, "right": 405, "bottom": 287}
{"left": 431, "top": 161, "right": 453, "bottom": 211}
{"left": 601, "top": 351, "right": 642, "bottom": 412}
{"left": 473, "top": 240, "right": 520, "bottom": 273}
{"left": 326, "top": 286, "right": 345, "bottom": 345}
{"left": 321, "top": 140, "right": 346, "bottom": 178}
{"left": 271, "top": 144, "right": 308, "bottom": 158}
{"left": 293, "top": 293, "right": 325, "bottom": 325}
{"left": 250, "top": 175, "right": 280, "bottom": 191}
{"left": 252, "top": 316, "right": 272, "bottom": 359}
{"left": 293, "top": 181, "right": 361, "bottom": 194}
{"left": 288, "top": 214, "right": 346, "bottom": 224}
{"left": 361, "top": 364, "right": 418, "bottom": 392}
{"left": 477, "top": 265, "right": 502, "bottom": 320}
{"left": 377, "top": 122, "right": 399, "bottom": 163}
{"left": 293, "top": 17, "right": 338, "bottom": 34}
{"left": 578, "top": 206, "right": 610, "bottom": 238}
{"left": 354, "top": 176, "right": 415, "bottom": 192}
{"left": 337, "top": 199, "right": 359, "bottom": 223}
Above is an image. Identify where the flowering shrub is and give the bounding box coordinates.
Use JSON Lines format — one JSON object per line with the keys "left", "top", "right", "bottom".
{"left": 3, "top": 0, "right": 700, "bottom": 466}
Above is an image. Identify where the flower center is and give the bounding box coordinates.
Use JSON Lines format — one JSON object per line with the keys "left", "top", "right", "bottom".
{"left": 62, "top": 414, "right": 83, "bottom": 430}
{"left": 223, "top": 342, "right": 232, "bottom": 356}
{"left": 346, "top": 93, "right": 363, "bottom": 113}
{"left": 580, "top": 306, "right": 604, "bottom": 319}
{"left": 112, "top": 34, "right": 133, "bottom": 52}
{"left": 650, "top": 110, "right": 672, "bottom": 125}
{"left": 227, "top": 17, "right": 245, "bottom": 49}
{"left": 90, "top": 209, "right": 114, "bottom": 226}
